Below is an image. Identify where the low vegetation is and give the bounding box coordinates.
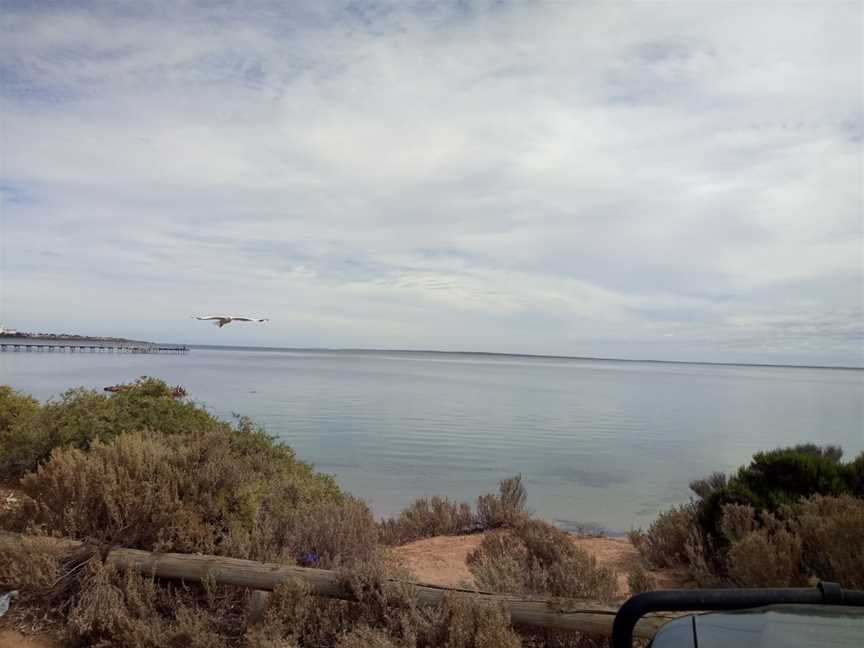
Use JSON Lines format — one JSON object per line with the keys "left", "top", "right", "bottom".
{"left": 0, "top": 380, "right": 595, "bottom": 647}
{"left": 0, "top": 378, "right": 228, "bottom": 480}
{"left": 378, "top": 475, "right": 529, "bottom": 546}
{"left": 466, "top": 519, "right": 618, "bottom": 601}
{"left": 2, "top": 380, "right": 861, "bottom": 646}
{"left": 631, "top": 444, "right": 864, "bottom": 589}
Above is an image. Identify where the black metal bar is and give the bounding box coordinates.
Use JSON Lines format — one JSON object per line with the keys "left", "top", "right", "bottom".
{"left": 611, "top": 583, "right": 864, "bottom": 648}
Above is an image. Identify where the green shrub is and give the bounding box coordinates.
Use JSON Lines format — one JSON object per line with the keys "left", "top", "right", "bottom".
{"left": 847, "top": 452, "right": 864, "bottom": 495}
{"left": 0, "top": 385, "right": 39, "bottom": 437}
{"left": 695, "top": 444, "right": 862, "bottom": 555}
{"left": 8, "top": 426, "right": 343, "bottom": 562}
{"left": 467, "top": 520, "right": 618, "bottom": 601}
{"left": 0, "top": 378, "right": 229, "bottom": 479}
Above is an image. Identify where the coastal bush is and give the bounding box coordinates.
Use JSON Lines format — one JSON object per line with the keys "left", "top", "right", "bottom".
{"left": 0, "top": 378, "right": 229, "bottom": 479}
{"left": 467, "top": 520, "right": 618, "bottom": 601}
{"left": 379, "top": 475, "right": 528, "bottom": 546}
{"left": 626, "top": 564, "right": 657, "bottom": 594}
{"left": 64, "top": 560, "right": 240, "bottom": 648}
{"left": 246, "top": 564, "right": 521, "bottom": 648}
{"left": 7, "top": 425, "right": 344, "bottom": 562}
{"left": 698, "top": 444, "right": 856, "bottom": 543}
{"left": 379, "top": 496, "right": 476, "bottom": 545}
{"left": 476, "top": 474, "right": 529, "bottom": 530}
{"left": 629, "top": 503, "right": 696, "bottom": 569}
{"left": 792, "top": 495, "right": 864, "bottom": 588}
{"left": 635, "top": 445, "right": 864, "bottom": 585}
{"left": 724, "top": 509, "right": 804, "bottom": 587}
{"left": 0, "top": 385, "right": 39, "bottom": 437}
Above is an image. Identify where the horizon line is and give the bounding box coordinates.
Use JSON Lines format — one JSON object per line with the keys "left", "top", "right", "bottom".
{"left": 187, "top": 343, "right": 864, "bottom": 372}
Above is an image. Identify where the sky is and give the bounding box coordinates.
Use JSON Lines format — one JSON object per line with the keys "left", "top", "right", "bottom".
{"left": 0, "top": 1, "right": 861, "bottom": 366}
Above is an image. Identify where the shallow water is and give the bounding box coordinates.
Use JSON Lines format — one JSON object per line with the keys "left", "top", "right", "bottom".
{"left": 3, "top": 346, "right": 862, "bottom": 533}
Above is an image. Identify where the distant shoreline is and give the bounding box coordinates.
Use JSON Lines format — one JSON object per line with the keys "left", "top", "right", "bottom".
{"left": 189, "top": 344, "right": 864, "bottom": 372}
{"left": 3, "top": 334, "right": 860, "bottom": 371}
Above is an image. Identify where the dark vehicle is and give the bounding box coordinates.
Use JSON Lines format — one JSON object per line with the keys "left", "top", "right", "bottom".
{"left": 612, "top": 582, "right": 864, "bottom": 648}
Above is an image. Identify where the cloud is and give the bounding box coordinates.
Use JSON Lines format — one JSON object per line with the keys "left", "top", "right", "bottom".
{"left": 0, "top": 1, "right": 861, "bottom": 365}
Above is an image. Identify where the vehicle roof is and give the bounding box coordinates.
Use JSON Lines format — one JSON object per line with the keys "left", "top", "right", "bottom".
{"left": 651, "top": 604, "right": 864, "bottom": 648}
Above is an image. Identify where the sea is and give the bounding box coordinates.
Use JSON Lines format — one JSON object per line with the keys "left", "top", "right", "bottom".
{"left": 2, "top": 345, "right": 862, "bottom": 534}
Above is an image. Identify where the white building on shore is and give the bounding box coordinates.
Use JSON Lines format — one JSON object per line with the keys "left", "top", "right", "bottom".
{"left": 0, "top": 324, "right": 19, "bottom": 335}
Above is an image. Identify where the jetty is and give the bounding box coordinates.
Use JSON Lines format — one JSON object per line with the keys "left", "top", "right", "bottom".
{"left": 0, "top": 341, "right": 188, "bottom": 354}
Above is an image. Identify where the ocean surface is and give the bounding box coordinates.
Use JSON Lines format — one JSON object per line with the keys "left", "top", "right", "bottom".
{"left": 2, "top": 345, "right": 862, "bottom": 533}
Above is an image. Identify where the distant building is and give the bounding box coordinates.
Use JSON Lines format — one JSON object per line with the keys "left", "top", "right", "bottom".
{"left": 0, "top": 324, "right": 19, "bottom": 335}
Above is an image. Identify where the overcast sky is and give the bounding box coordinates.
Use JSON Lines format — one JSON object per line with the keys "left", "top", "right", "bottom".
{"left": 0, "top": 1, "right": 861, "bottom": 366}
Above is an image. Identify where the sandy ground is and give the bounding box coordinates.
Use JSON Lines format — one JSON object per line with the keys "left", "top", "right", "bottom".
{"left": 391, "top": 532, "right": 687, "bottom": 597}
{"left": 0, "top": 630, "right": 57, "bottom": 648}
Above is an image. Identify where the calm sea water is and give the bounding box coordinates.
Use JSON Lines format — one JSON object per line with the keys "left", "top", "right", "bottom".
{"left": 2, "top": 346, "right": 862, "bottom": 533}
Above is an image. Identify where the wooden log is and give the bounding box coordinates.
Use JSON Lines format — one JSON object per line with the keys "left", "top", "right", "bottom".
{"left": 248, "top": 590, "right": 271, "bottom": 626}
{"left": 0, "top": 531, "right": 674, "bottom": 639}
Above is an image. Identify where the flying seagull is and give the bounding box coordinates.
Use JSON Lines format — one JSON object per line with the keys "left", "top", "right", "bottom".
{"left": 192, "top": 315, "right": 270, "bottom": 328}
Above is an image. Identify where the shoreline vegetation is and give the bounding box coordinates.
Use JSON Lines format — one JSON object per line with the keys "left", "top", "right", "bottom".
{"left": 1, "top": 379, "right": 862, "bottom": 647}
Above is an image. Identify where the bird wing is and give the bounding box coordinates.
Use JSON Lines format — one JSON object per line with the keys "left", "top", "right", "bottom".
{"left": 230, "top": 316, "right": 255, "bottom": 322}
{"left": 194, "top": 315, "right": 227, "bottom": 321}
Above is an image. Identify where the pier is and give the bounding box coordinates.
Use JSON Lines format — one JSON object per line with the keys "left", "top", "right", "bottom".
{"left": 0, "top": 342, "right": 189, "bottom": 354}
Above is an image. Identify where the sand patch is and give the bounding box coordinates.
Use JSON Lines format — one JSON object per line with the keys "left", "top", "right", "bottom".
{"left": 392, "top": 532, "right": 687, "bottom": 597}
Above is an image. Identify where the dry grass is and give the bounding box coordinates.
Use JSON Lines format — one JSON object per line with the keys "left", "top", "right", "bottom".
{"left": 467, "top": 520, "right": 618, "bottom": 602}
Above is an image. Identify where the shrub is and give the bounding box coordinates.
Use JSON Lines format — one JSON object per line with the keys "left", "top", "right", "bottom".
{"left": 792, "top": 495, "right": 864, "bottom": 588}
{"left": 847, "top": 452, "right": 864, "bottom": 495}
{"left": 64, "top": 560, "right": 239, "bottom": 648}
{"left": 246, "top": 562, "right": 521, "bottom": 648}
{"left": 427, "top": 595, "right": 521, "bottom": 648}
{"left": 0, "top": 378, "right": 231, "bottom": 479}
{"left": 467, "top": 520, "right": 618, "bottom": 601}
{"left": 379, "top": 497, "right": 476, "bottom": 546}
{"left": 476, "top": 475, "right": 529, "bottom": 530}
{"left": 718, "top": 503, "right": 757, "bottom": 544}
{"left": 630, "top": 504, "right": 696, "bottom": 569}
{"left": 626, "top": 564, "right": 656, "bottom": 594}
{"left": 698, "top": 444, "right": 855, "bottom": 543}
{"left": 0, "top": 385, "right": 39, "bottom": 438}
{"left": 725, "top": 515, "right": 804, "bottom": 587}
{"left": 688, "top": 472, "right": 727, "bottom": 499}
{"left": 335, "top": 627, "right": 402, "bottom": 648}
{"left": 379, "top": 475, "right": 528, "bottom": 546}
{"left": 286, "top": 498, "right": 382, "bottom": 570}
{"left": 8, "top": 426, "right": 343, "bottom": 562}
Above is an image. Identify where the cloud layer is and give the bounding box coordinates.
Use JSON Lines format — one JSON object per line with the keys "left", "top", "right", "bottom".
{"left": 1, "top": 1, "right": 862, "bottom": 365}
